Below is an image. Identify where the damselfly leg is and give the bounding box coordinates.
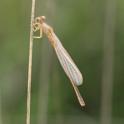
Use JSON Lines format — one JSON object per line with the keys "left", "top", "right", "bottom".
{"left": 33, "top": 22, "right": 42, "bottom": 38}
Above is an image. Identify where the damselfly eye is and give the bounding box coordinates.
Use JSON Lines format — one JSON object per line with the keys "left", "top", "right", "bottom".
{"left": 35, "top": 17, "right": 41, "bottom": 23}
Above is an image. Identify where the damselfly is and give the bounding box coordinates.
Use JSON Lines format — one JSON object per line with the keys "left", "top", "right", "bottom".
{"left": 33, "top": 16, "right": 85, "bottom": 107}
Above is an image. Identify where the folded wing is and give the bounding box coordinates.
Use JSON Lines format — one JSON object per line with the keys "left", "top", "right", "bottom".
{"left": 52, "top": 33, "right": 83, "bottom": 86}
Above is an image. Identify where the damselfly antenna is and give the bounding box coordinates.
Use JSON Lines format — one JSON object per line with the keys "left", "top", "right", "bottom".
{"left": 33, "top": 16, "right": 85, "bottom": 107}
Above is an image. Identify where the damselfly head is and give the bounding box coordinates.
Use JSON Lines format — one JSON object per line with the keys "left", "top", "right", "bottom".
{"left": 34, "top": 16, "right": 46, "bottom": 24}
{"left": 32, "top": 16, "right": 46, "bottom": 38}
{"left": 33, "top": 16, "right": 46, "bottom": 32}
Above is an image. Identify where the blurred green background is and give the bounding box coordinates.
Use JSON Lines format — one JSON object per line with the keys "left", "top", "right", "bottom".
{"left": 0, "top": 0, "right": 124, "bottom": 124}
